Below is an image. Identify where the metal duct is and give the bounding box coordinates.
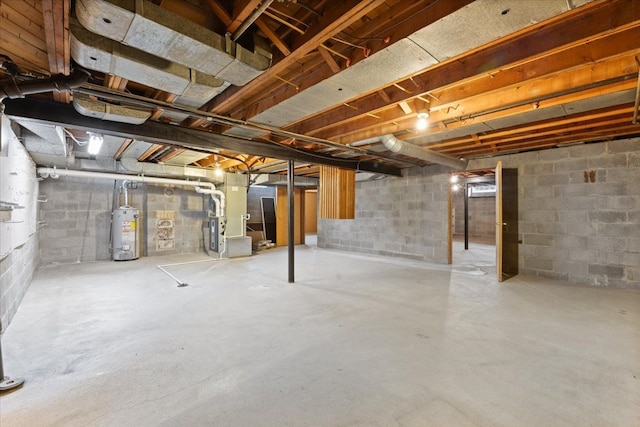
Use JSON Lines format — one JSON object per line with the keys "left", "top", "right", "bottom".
{"left": 380, "top": 134, "right": 467, "bottom": 170}
{"left": 70, "top": 20, "right": 228, "bottom": 108}
{"left": 73, "top": 93, "right": 151, "bottom": 124}
{"left": 76, "top": 0, "right": 272, "bottom": 86}
{"left": 0, "top": 67, "right": 90, "bottom": 102}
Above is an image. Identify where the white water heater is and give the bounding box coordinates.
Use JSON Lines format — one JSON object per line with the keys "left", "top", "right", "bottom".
{"left": 112, "top": 207, "right": 140, "bottom": 261}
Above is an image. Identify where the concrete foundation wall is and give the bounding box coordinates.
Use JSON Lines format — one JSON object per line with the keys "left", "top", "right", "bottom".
{"left": 38, "top": 177, "right": 207, "bottom": 264}
{"left": 0, "top": 235, "right": 38, "bottom": 333}
{"left": 318, "top": 165, "right": 451, "bottom": 263}
{"left": 318, "top": 138, "right": 639, "bottom": 288}
{"left": 144, "top": 184, "right": 207, "bottom": 256}
{"left": 39, "top": 177, "right": 113, "bottom": 264}
{"left": 453, "top": 194, "right": 496, "bottom": 239}
{"left": 0, "top": 117, "right": 39, "bottom": 332}
{"left": 469, "top": 139, "right": 640, "bottom": 288}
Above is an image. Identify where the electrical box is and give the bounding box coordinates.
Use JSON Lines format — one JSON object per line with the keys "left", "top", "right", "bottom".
{"left": 112, "top": 207, "right": 140, "bottom": 261}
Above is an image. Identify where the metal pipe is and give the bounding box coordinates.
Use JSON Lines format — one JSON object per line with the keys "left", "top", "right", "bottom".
{"left": 380, "top": 134, "right": 468, "bottom": 170}
{"left": 287, "top": 160, "right": 295, "bottom": 283}
{"left": 122, "top": 180, "right": 129, "bottom": 206}
{"left": 0, "top": 338, "right": 24, "bottom": 391}
{"left": 232, "top": 0, "right": 275, "bottom": 41}
{"left": 0, "top": 67, "right": 90, "bottom": 102}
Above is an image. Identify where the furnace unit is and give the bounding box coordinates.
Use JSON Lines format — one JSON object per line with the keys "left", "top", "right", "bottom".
{"left": 112, "top": 207, "right": 140, "bottom": 261}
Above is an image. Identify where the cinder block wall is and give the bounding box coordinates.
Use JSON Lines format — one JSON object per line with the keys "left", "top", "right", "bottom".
{"left": 144, "top": 184, "right": 207, "bottom": 256}
{"left": 0, "top": 235, "right": 37, "bottom": 333}
{"left": 469, "top": 139, "right": 639, "bottom": 288}
{"left": 318, "top": 165, "right": 451, "bottom": 263}
{"left": 318, "top": 138, "right": 639, "bottom": 288}
{"left": 39, "top": 177, "right": 113, "bottom": 264}
{"left": 453, "top": 194, "right": 495, "bottom": 238}
{"left": 38, "top": 178, "right": 207, "bottom": 264}
{"left": 0, "top": 118, "right": 39, "bottom": 332}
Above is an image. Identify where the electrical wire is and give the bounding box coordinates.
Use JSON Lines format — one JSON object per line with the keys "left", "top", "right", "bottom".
{"left": 62, "top": 128, "right": 87, "bottom": 146}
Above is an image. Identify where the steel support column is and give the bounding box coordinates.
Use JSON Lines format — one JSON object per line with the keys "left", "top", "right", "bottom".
{"left": 464, "top": 183, "right": 469, "bottom": 250}
{"left": 287, "top": 160, "right": 295, "bottom": 283}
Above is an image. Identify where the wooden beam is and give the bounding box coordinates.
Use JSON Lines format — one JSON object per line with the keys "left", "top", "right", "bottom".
{"left": 204, "top": 0, "right": 388, "bottom": 116}
{"left": 104, "top": 74, "right": 128, "bottom": 91}
{"left": 255, "top": 17, "right": 291, "bottom": 56}
{"left": 42, "top": 0, "right": 70, "bottom": 102}
{"left": 137, "top": 144, "right": 164, "bottom": 161}
{"left": 204, "top": 0, "right": 232, "bottom": 27}
{"left": 158, "top": 147, "right": 185, "bottom": 163}
{"left": 113, "top": 138, "right": 134, "bottom": 161}
{"left": 317, "top": 44, "right": 341, "bottom": 73}
{"left": 283, "top": 0, "right": 640, "bottom": 138}
{"left": 212, "top": 0, "right": 474, "bottom": 122}
{"left": 228, "top": 0, "right": 261, "bottom": 33}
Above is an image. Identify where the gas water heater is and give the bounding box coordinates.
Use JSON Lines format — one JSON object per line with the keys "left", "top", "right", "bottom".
{"left": 112, "top": 207, "right": 140, "bottom": 261}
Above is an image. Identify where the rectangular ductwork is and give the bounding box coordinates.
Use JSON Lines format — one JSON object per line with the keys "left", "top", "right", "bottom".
{"left": 73, "top": 93, "right": 152, "bottom": 124}
{"left": 76, "top": 0, "right": 271, "bottom": 86}
{"left": 70, "top": 20, "right": 229, "bottom": 108}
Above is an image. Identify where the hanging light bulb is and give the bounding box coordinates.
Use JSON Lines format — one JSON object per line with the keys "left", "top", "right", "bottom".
{"left": 416, "top": 112, "right": 429, "bottom": 131}
{"left": 214, "top": 162, "right": 224, "bottom": 178}
{"left": 450, "top": 175, "right": 459, "bottom": 184}
{"left": 87, "top": 132, "right": 104, "bottom": 155}
{"left": 452, "top": 184, "right": 460, "bottom": 192}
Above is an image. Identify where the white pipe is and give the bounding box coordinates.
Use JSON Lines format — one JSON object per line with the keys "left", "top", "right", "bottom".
{"left": 38, "top": 166, "right": 225, "bottom": 217}
{"left": 380, "top": 134, "right": 468, "bottom": 170}
{"left": 194, "top": 187, "right": 226, "bottom": 218}
{"left": 37, "top": 167, "right": 218, "bottom": 189}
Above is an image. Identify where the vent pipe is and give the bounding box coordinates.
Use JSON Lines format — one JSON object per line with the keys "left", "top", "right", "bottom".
{"left": 380, "top": 134, "right": 467, "bottom": 170}
{"left": 0, "top": 67, "right": 90, "bottom": 102}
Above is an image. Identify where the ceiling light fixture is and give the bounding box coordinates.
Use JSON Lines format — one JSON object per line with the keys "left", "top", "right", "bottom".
{"left": 87, "top": 132, "right": 104, "bottom": 155}
{"left": 416, "top": 112, "right": 429, "bottom": 131}
{"left": 214, "top": 157, "right": 224, "bottom": 178}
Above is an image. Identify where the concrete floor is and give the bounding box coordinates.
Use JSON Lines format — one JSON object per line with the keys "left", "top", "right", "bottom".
{"left": 1, "top": 243, "right": 639, "bottom": 426}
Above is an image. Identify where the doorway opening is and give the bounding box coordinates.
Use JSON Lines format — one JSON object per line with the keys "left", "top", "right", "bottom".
{"left": 448, "top": 168, "right": 497, "bottom": 275}
{"left": 448, "top": 163, "right": 519, "bottom": 281}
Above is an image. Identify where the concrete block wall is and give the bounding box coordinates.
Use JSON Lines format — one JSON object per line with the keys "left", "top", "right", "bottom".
{"left": 468, "top": 138, "right": 640, "bottom": 288}
{"left": 318, "top": 165, "right": 451, "bottom": 263}
{"left": 0, "top": 235, "right": 38, "bottom": 333}
{"left": 453, "top": 194, "right": 495, "bottom": 238}
{"left": 318, "top": 138, "right": 639, "bottom": 288}
{"left": 0, "top": 116, "right": 39, "bottom": 332}
{"left": 39, "top": 177, "right": 113, "bottom": 264}
{"left": 144, "top": 184, "right": 207, "bottom": 256}
{"left": 39, "top": 178, "right": 208, "bottom": 264}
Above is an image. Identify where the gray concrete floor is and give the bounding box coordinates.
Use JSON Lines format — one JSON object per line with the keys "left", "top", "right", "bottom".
{"left": 1, "top": 243, "right": 639, "bottom": 426}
